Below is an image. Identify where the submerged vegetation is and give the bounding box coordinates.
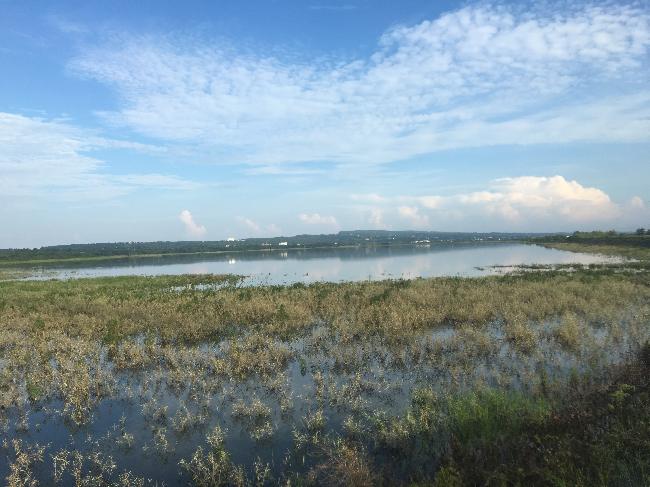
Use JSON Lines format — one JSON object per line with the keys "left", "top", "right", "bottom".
{"left": 0, "top": 241, "right": 649, "bottom": 485}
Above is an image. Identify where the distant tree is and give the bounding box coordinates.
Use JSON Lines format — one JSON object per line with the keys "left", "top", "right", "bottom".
{"left": 647, "top": 229, "right": 650, "bottom": 235}
{"left": 636, "top": 228, "right": 646, "bottom": 235}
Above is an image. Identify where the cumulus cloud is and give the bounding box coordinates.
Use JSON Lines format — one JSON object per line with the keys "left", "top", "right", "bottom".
{"left": 236, "top": 217, "right": 282, "bottom": 236}
{"left": 299, "top": 213, "right": 338, "bottom": 226}
{"left": 237, "top": 217, "right": 261, "bottom": 233}
{"left": 630, "top": 196, "right": 646, "bottom": 209}
{"left": 70, "top": 3, "right": 650, "bottom": 168}
{"left": 480, "top": 176, "right": 620, "bottom": 221}
{"left": 398, "top": 206, "right": 429, "bottom": 227}
{"left": 179, "top": 210, "right": 207, "bottom": 237}
{"left": 368, "top": 207, "right": 387, "bottom": 229}
{"left": 356, "top": 176, "right": 634, "bottom": 230}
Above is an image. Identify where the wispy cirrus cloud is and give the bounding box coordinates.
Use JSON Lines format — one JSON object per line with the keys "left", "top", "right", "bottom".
{"left": 0, "top": 111, "right": 201, "bottom": 200}
{"left": 70, "top": 3, "right": 650, "bottom": 169}
{"left": 308, "top": 4, "right": 357, "bottom": 11}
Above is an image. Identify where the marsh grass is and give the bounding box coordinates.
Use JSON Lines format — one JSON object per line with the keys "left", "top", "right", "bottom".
{"left": 1, "top": 270, "right": 646, "bottom": 343}
{"left": 311, "top": 439, "right": 376, "bottom": 487}
{"left": 0, "top": 262, "right": 649, "bottom": 485}
{"left": 180, "top": 426, "right": 246, "bottom": 487}
{"left": 436, "top": 345, "right": 650, "bottom": 486}
{"left": 445, "top": 388, "right": 551, "bottom": 445}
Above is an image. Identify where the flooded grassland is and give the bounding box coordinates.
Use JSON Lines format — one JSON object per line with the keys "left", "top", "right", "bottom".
{"left": 1, "top": 255, "right": 649, "bottom": 485}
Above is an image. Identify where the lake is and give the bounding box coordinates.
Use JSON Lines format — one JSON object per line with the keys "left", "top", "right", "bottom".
{"left": 24, "top": 242, "right": 619, "bottom": 284}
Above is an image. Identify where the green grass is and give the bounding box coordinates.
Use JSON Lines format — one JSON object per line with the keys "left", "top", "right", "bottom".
{"left": 435, "top": 345, "right": 650, "bottom": 487}
{"left": 25, "top": 380, "right": 44, "bottom": 402}
{"left": 446, "top": 388, "right": 551, "bottom": 445}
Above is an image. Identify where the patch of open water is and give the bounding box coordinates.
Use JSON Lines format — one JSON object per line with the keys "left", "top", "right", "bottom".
{"left": 21, "top": 243, "right": 622, "bottom": 284}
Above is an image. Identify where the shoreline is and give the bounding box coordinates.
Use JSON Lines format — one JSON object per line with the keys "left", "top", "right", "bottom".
{"left": 0, "top": 239, "right": 522, "bottom": 268}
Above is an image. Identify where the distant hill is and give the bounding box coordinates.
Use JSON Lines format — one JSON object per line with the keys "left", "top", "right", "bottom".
{"left": 0, "top": 230, "right": 559, "bottom": 263}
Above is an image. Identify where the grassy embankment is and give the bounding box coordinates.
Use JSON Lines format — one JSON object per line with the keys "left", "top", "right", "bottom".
{"left": 534, "top": 231, "right": 650, "bottom": 263}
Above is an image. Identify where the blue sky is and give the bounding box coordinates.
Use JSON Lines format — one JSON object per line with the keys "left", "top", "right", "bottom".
{"left": 1, "top": 0, "right": 649, "bottom": 247}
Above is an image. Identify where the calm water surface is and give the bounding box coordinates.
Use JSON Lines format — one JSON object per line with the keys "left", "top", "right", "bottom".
{"left": 26, "top": 243, "right": 619, "bottom": 284}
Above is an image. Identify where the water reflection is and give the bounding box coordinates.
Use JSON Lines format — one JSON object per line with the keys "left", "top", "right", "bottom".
{"left": 25, "top": 243, "right": 619, "bottom": 284}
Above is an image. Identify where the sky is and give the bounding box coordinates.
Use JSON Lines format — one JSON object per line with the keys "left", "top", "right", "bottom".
{"left": 1, "top": 0, "right": 649, "bottom": 248}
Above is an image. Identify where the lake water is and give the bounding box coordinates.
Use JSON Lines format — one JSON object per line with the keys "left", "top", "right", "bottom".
{"left": 25, "top": 243, "right": 620, "bottom": 284}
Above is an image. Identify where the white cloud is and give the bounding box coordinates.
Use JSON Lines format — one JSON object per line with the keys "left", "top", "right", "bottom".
{"left": 630, "top": 196, "right": 646, "bottom": 209}
{"left": 236, "top": 217, "right": 282, "bottom": 236}
{"left": 415, "top": 196, "right": 444, "bottom": 209}
{"left": 0, "top": 112, "right": 199, "bottom": 200}
{"left": 309, "top": 4, "right": 357, "bottom": 11}
{"left": 298, "top": 213, "right": 338, "bottom": 226}
{"left": 368, "top": 207, "right": 387, "bottom": 229}
{"left": 461, "top": 176, "right": 620, "bottom": 222}
{"left": 237, "top": 217, "right": 261, "bottom": 233}
{"left": 111, "top": 174, "right": 201, "bottom": 190}
{"left": 70, "top": 4, "right": 650, "bottom": 167}
{"left": 179, "top": 210, "right": 207, "bottom": 237}
{"left": 48, "top": 15, "right": 89, "bottom": 34}
{"left": 359, "top": 175, "right": 635, "bottom": 230}
{"left": 351, "top": 193, "right": 386, "bottom": 203}
{"left": 398, "top": 206, "right": 429, "bottom": 227}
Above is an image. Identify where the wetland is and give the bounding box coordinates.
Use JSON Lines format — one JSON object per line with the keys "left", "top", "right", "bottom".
{"left": 0, "top": 241, "right": 649, "bottom": 485}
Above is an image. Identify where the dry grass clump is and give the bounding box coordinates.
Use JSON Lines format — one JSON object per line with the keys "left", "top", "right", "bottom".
{"left": 313, "top": 440, "right": 376, "bottom": 487}
{"left": 504, "top": 314, "right": 538, "bottom": 354}
{"left": 172, "top": 402, "right": 208, "bottom": 433}
{"left": 45, "top": 448, "right": 144, "bottom": 486}
{"left": 230, "top": 395, "right": 276, "bottom": 442}
{"left": 5, "top": 439, "right": 45, "bottom": 487}
{"left": 446, "top": 326, "right": 498, "bottom": 362}
{"left": 110, "top": 340, "right": 154, "bottom": 370}
{"left": 213, "top": 334, "right": 293, "bottom": 380}
{"left": 53, "top": 339, "right": 113, "bottom": 424}
{"left": 304, "top": 408, "right": 326, "bottom": 434}
{"left": 180, "top": 425, "right": 246, "bottom": 487}
{"left": 554, "top": 312, "right": 585, "bottom": 351}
